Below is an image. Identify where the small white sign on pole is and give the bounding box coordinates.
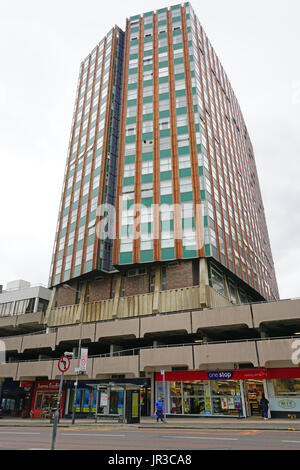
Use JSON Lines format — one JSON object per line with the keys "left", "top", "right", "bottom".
{"left": 79, "top": 348, "right": 88, "bottom": 372}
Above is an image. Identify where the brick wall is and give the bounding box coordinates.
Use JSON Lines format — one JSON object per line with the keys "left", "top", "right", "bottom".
{"left": 165, "top": 260, "right": 195, "bottom": 290}
{"left": 56, "top": 282, "right": 77, "bottom": 307}
{"left": 88, "top": 276, "right": 112, "bottom": 302}
{"left": 124, "top": 273, "right": 150, "bottom": 297}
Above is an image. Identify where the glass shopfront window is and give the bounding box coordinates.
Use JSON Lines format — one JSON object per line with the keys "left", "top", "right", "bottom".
{"left": 163, "top": 380, "right": 241, "bottom": 416}
{"left": 272, "top": 379, "right": 300, "bottom": 397}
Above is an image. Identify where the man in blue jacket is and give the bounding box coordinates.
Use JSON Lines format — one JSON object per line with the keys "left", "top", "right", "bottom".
{"left": 155, "top": 396, "right": 164, "bottom": 423}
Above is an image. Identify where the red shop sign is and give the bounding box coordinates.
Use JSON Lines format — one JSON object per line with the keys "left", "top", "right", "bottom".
{"left": 35, "top": 381, "right": 60, "bottom": 391}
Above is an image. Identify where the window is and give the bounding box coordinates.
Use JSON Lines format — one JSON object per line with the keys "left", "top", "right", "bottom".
{"left": 210, "top": 265, "right": 225, "bottom": 296}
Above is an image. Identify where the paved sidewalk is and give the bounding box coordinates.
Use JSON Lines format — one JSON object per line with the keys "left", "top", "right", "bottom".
{"left": 0, "top": 416, "right": 299, "bottom": 431}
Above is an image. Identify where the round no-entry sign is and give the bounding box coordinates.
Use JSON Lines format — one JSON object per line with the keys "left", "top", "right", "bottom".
{"left": 58, "top": 356, "right": 71, "bottom": 373}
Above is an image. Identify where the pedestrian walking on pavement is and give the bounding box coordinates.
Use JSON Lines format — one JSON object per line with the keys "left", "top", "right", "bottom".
{"left": 155, "top": 396, "right": 164, "bottom": 423}
{"left": 259, "top": 393, "right": 270, "bottom": 420}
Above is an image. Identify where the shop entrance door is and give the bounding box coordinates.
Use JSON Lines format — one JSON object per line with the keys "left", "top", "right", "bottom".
{"left": 245, "top": 380, "right": 264, "bottom": 416}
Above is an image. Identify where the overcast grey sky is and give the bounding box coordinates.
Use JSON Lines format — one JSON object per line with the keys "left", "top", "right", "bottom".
{"left": 0, "top": 0, "right": 299, "bottom": 299}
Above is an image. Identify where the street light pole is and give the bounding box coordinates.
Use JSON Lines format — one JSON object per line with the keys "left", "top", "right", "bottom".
{"left": 63, "top": 283, "right": 87, "bottom": 425}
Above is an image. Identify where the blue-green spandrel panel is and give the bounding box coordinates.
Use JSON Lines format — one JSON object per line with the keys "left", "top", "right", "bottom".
{"left": 73, "top": 266, "right": 81, "bottom": 277}
{"left": 161, "top": 247, "right": 175, "bottom": 260}
{"left": 183, "top": 246, "right": 197, "bottom": 258}
{"left": 84, "top": 261, "right": 93, "bottom": 273}
{"left": 120, "top": 252, "right": 133, "bottom": 265}
{"left": 205, "top": 244, "right": 211, "bottom": 256}
{"left": 140, "top": 250, "right": 154, "bottom": 263}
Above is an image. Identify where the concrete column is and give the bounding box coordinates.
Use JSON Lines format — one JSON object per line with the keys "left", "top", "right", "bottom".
{"left": 33, "top": 297, "right": 39, "bottom": 313}
{"left": 75, "top": 282, "right": 87, "bottom": 323}
{"left": 109, "top": 344, "right": 123, "bottom": 357}
{"left": 199, "top": 258, "right": 209, "bottom": 306}
{"left": 152, "top": 266, "right": 161, "bottom": 314}
{"left": 112, "top": 275, "right": 122, "bottom": 318}
{"left": 43, "top": 287, "right": 57, "bottom": 325}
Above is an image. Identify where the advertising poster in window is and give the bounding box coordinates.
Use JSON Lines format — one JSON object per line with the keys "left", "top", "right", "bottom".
{"left": 83, "top": 389, "right": 90, "bottom": 412}
{"left": 75, "top": 389, "right": 83, "bottom": 412}
{"left": 100, "top": 392, "right": 108, "bottom": 407}
{"left": 227, "top": 397, "right": 235, "bottom": 410}
{"left": 221, "top": 397, "right": 228, "bottom": 409}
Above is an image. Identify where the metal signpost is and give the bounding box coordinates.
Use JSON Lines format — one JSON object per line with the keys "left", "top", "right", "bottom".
{"left": 51, "top": 355, "right": 71, "bottom": 450}
{"left": 161, "top": 369, "right": 166, "bottom": 423}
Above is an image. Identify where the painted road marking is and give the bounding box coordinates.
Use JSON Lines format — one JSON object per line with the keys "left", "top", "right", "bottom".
{"left": 60, "top": 433, "right": 126, "bottom": 437}
{"left": 0, "top": 432, "right": 40, "bottom": 435}
{"left": 282, "top": 440, "right": 300, "bottom": 444}
{"left": 162, "top": 435, "right": 239, "bottom": 441}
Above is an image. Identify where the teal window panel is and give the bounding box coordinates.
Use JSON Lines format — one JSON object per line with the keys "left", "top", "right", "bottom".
{"left": 200, "top": 190, "right": 206, "bottom": 200}
{"left": 160, "top": 170, "right": 172, "bottom": 180}
{"left": 173, "top": 29, "right": 183, "bottom": 36}
{"left": 161, "top": 219, "right": 174, "bottom": 231}
{"left": 143, "top": 95, "right": 153, "bottom": 104}
{"left": 203, "top": 215, "right": 208, "bottom": 227}
{"left": 159, "top": 76, "right": 169, "bottom": 84}
{"left": 159, "top": 128, "right": 171, "bottom": 138}
{"left": 195, "top": 124, "right": 200, "bottom": 132}
{"left": 66, "top": 246, "right": 73, "bottom": 256}
{"left": 70, "top": 222, "right": 77, "bottom": 231}
{"left": 190, "top": 70, "right": 195, "bottom": 78}
{"left": 141, "top": 197, "right": 153, "bottom": 207}
{"left": 73, "top": 266, "right": 81, "bottom": 277}
{"left": 182, "top": 217, "right": 195, "bottom": 229}
{"left": 144, "top": 10, "right": 153, "bottom": 17}
{"left": 160, "top": 149, "right": 172, "bottom": 158}
{"left": 205, "top": 244, "right": 211, "bottom": 256}
{"left": 176, "top": 106, "right": 188, "bottom": 115}
{"left": 92, "top": 189, "right": 99, "bottom": 197}
{"left": 193, "top": 105, "right": 198, "bottom": 112}
{"left": 81, "top": 194, "right": 89, "bottom": 204}
{"left": 57, "top": 250, "right": 64, "bottom": 260}
{"left": 158, "top": 46, "right": 168, "bottom": 54}
{"left": 180, "top": 192, "right": 193, "bottom": 202}
{"left": 192, "top": 86, "right": 197, "bottom": 94}
{"left": 125, "top": 155, "right": 136, "bottom": 164}
{"left": 177, "top": 125, "right": 189, "bottom": 135}
{"left": 142, "top": 152, "right": 153, "bottom": 160}
{"left": 159, "top": 60, "right": 169, "bottom": 68}
{"left": 129, "top": 53, "right": 139, "bottom": 60}
{"left": 120, "top": 252, "right": 133, "bottom": 264}
{"left": 84, "top": 261, "right": 93, "bottom": 273}
{"left": 161, "top": 247, "right": 175, "bottom": 260}
{"left": 157, "top": 7, "right": 167, "bottom": 13}
{"left": 159, "top": 110, "right": 170, "bottom": 119}
{"left": 89, "top": 210, "right": 96, "bottom": 221}
{"left": 125, "top": 135, "right": 136, "bottom": 144}
{"left": 141, "top": 222, "right": 153, "bottom": 233}
{"left": 144, "top": 23, "right": 153, "bottom": 29}
{"left": 140, "top": 250, "right": 153, "bottom": 263}
{"left": 172, "top": 16, "right": 181, "bottom": 23}
{"left": 141, "top": 173, "right": 153, "bottom": 183}
{"left": 144, "top": 49, "right": 153, "bottom": 58}
{"left": 183, "top": 246, "right": 197, "bottom": 258}
{"left": 144, "top": 64, "right": 153, "bottom": 72}
{"left": 160, "top": 194, "right": 173, "bottom": 204}
{"left": 94, "top": 167, "right": 101, "bottom": 176}
{"left": 197, "top": 144, "right": 201, "bottom": 152}
{"left": 178, "top": 146, "right": 190, "bottom": 155}
{"left": 144, "top": 36, "right": 153, "bottom": 43}
{"left": 198, "top": 166, "right": 203, "bottom": 175}
{"left": 142, "top": 113, "right": 153, "bottom": 121}
{"left": 143, "top": 79, "right": 153, "bottom": 87}
{"left": 127, "top": 98, "right": 137, "bottom": 106}
{"left": 126, "top": 117, "right": 137, "bottom": 125}
{"left": 54, "top": 274, "right": 60, "bottom": 285}
{"left": 63, "top": 270, "right": 71, "bottom": 282}
{"left": 128, "top": 82, "right": 138, "bottom": 90}
{"left": 174, "top": 57, "right": 184, "bottom": 65}
{"left": 179, "top": 168, "right": 192, "bottom": 178}
{"left": 130, "top": 14, "right": 140, "bottom": 20}
{"left": 61, "top": 228, "right": 67, "bottom": 237}
{"left": 171, "top": 4, "right": 180, "bottom": 10}
{"left": 121, "top": 225, "right": 133, "bottom": 236}
{"left": 123, "top": 176, "right": 135, "bottom": 186}
{"left": 142, "top": 131, "right": 153, "bottom": 140}
{"left": 122, "top": 198, "right": 135, "bottom": 210}
{"left": 158, "top": 20, "right": 167, "bottom": 26}
{"left": 129, "top": 67, "right": 138, "bottom": 74}
{"left": 175, "top": 89, "right": 186, "bottom": 97}
{"left": 159, "top": 93, "right": 170, "bottom": 100}
{"left": 175, "top": 73, "right": 185, "bottom": 81}
{"left": 75, "top": 240, "right": 83, "bottom": 254}
{"left": 87, "top": 234, "right": 94, "bottom": 246}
